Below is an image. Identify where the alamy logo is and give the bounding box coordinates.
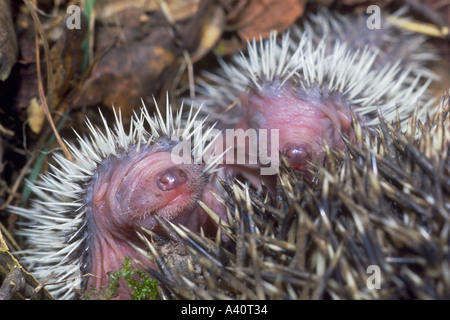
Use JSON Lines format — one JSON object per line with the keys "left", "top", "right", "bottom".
{"left": 170, "top": 122, "right": 280, "bottom": 175}
{"left": 366, "top": 5, "right": 381, "bottom": 29}
{"left": 66, "top": 5, "right": 81, "bottom": 30}
{"left": 366, "top": 265, "right": 381, "bottom": 289}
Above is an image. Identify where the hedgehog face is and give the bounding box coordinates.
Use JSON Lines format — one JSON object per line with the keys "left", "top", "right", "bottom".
{"left": 116, "top": 153, "right": 206, "bottom": 233}
{"left": 82, "top": 140, "right": 224, "bottom": 298}
{"left": 87, "top": 142, "right": 209, "bottom": 241}
{"left": 240, "top": 83, "right": 354, "bottom": 173}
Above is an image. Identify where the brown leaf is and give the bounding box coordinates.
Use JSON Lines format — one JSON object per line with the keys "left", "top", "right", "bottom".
{"left": 76, "top": 2, "right": 214, "bottom": 118}
{"left": 234, "top": 0, "right": 306, "bottom": 40}
{"left": 78, "top": 13, "right": 180, "bottom": 118}
{"left": 48, "top": 12, "right": 87, "bottom": 110}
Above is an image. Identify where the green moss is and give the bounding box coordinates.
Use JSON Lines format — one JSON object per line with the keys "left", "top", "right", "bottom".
{"left": 81, "top": 256, "right": 159, "bottom": 300}
{"left": 109, "top": 256, "right": 159, "bottom": 300}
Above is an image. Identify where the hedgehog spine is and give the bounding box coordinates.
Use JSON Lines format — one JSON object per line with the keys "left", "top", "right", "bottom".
{"left": 194, "top": 8, "right": 436, "bottom": 128}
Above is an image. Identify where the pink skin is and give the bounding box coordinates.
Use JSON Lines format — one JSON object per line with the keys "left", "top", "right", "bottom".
{"left": 237, "top": 83, "right": 355, "bottom": 179}
{"left": 85, "top": 142, "right": 227, "bottom": 299}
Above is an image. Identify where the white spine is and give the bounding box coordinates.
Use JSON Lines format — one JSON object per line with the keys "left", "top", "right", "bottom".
{"left": 194, "top": 8, "right": 437, "bottom": 127}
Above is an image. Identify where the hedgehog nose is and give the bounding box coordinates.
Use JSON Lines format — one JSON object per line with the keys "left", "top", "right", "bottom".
{"left": 282, "top": 144, "right": 312, "bottom": 171}
{"left": 156, "top": 167, "right": 188, "bottom": 191}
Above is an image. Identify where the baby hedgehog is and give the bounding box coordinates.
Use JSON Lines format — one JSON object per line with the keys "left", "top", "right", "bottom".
{"left": 193, "top": 8, "right": 436, "bottom": 178}
{"left": 10, "top": 98, "right": 227, "bottom": 299}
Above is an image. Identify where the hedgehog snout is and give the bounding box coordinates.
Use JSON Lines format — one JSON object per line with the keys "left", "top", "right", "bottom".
{"left": 282, "top": 143, "right": 312, "bottom": 171}
{"left": 156, "top": 167, "right": 188, "bottom": 191}
{"left": 242, "top": 84, "right": 354, "bottom": 175}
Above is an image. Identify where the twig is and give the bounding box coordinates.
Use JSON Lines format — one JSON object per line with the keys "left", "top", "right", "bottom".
{"left": 404, "top": 0, "right": 447, "bottom": 28}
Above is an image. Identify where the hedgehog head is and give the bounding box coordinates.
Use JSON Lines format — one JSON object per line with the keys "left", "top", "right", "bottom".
{"left": 85, "top": 138, "right": 208, "bottom": 241}
{"left": 195, "top": 19, "right": 434, "bottom": 180}
{"left": 11, "top": 97, "right": 227, "bottom": 299}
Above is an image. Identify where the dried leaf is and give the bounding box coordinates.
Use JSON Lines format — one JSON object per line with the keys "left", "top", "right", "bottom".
{"left": 77, "top": 2, "right": 212, "bottom": 117}
{"left": 234, "top": 0, "right": 306, "bottom": 39}
{"left": 26, "top": 98, "right": 45, "bottom": 134}
{"left": 49, "top": 12, "right": 87, "bottom": 109}
{"left": 0, "top": 0, "right": 18, "bottom": 81}
{"left": 78, "top": 26, "right": 178, "bottom": 118}
{"left": 0, "top": 231, "right": 54, "bottom": 300}
{"left": 191, "top": 5, "right": 225, "bottom": 62}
